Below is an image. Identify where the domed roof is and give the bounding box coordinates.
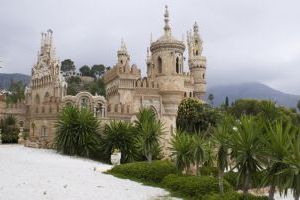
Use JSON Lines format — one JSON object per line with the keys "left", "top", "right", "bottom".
{"left": 150, "top": 6, "right": 185, "bottom": 53}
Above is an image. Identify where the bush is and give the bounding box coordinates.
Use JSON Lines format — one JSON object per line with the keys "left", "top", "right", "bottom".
{"left": 204, "top": 191, "right": 268, "bottom": 200}
{"left": 101, "top": 120, "right": 137, "bottom": 163}
{"left": 108, "top": 160, "right": 177, "bottom": 184}
{"left": 201, "top": 166, "right": 218, "bottom": 177}
{"left": 162, "top": 174, "right": 232, "bottom": 199}
{"left": 1, "top": 131, "right": 18, "bottom": 143}
{"left": 55, "top": 106, "right": 100, "bottom": 157}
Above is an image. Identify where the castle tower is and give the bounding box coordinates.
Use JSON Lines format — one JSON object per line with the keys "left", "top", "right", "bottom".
{"left": 117, "top": 39, "right": 130, "bottom": 66}
{"left": 149, "top": 6, "right": 185, "bottom": 77}
{"left": 187, "top": 22, "right": 207, "bottom": 99}
{"left": 25, "top": 29, "right": 67, "bottom": 147}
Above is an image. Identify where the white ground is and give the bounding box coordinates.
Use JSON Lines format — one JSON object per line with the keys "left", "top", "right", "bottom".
{"left": 0, "top": 145, "right": 177, "bottom": 200}
{"left": 0, "top": 145, "right": 294, "bottom": 200}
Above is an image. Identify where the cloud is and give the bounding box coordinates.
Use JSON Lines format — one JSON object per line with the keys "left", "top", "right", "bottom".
{"left": 0, "top": 0, "right": 299, "bottom": 94}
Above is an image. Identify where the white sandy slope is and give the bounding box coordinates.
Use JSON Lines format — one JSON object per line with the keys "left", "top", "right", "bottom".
{"left": 0, "top": 145, "right": 177, "bottom": 200}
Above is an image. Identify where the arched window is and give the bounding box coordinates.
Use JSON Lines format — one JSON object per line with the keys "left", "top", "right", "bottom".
{"left": 35, "top": 94, "right": 40, "bottom": 104}
{"left": 157, "top": 57, "right": 162, "bottom": 73}
{"left": 203, "top": 73, "right": 205, "bottom": 79}
{"left": 195, "top": 50, "right": 199, "bottom": 56}
{"left": 44, "top": 92, "right": 49, "bottom": 103}
{"left": 40, "top": 126, "right": 47, "bottom": 139}
{"left": 176, "top": 57, "right": 179, "bottom": 73}
{"left": 80, "top": 97, "right": 89, "bottom": 109}
{"left": 189, "top": 92, "right": 192, "bottom": 97}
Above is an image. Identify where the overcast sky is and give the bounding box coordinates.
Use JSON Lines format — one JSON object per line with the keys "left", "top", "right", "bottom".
{"left": 0, "top": 0, "right": 299, "bottom": 94}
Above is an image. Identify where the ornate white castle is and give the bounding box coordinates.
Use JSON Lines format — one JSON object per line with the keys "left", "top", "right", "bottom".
{"left": 1, "top": 6, "right": 207, "bottom": 152}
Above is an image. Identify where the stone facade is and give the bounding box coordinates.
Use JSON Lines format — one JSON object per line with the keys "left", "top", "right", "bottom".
{"left": 0, "top": 6, "right": 207, "bottom": 153}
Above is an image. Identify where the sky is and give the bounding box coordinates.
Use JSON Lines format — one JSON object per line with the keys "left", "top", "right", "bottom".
{"left": 0, "top": 0, "right": 300, "bottom": 94}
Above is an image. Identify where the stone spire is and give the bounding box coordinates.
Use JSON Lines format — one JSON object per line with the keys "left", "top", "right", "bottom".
{"left": 193, "top": 22, "right": 199, "bottom": 33}
{"left": 164, "top": 5, "right": 171, "bottom": 36}
{"left": 117, "top": 39, "right": 130, "bottom": 65}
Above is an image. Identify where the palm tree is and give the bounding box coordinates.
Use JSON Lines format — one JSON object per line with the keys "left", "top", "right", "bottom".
{"left": 280, "top": 130, "right": 300, "bottom": 200}
{"left": 55, "top": 106, "right": 100, "bottom": 157}
{"left": 192, "top": 133, "right": 205, "bottom": 175}
{"left": 135, "top": 108, "right": 164, "bottom": 163}
{"left": 227, "top": 115, "right": 264, "bottom": 195}
{"left": 170, "top": 129, "right": 194, "bottom": 174}
{"left": 213, "top": 115, "right": 233, "bottom": 193}
{"left": 262, "top": 121, "right": 295, "bottom": 200}
{"left": 102, "top": 120, "right": 136, "bottom": 163}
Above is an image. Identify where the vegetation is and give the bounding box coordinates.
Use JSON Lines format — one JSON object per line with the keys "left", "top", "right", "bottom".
{"left": 108, "top": 160, "right": 177, "bottom": 184}
{"left": 61, "top": 59, "right": 75, "bottom": 72}
{"left": 5, "top": 80, "right": 25, "bottom": 104}
{"left": 0, "top": 115, "right": 19, "bottom": 143}
{"left": 176, "top": 98, "right": 220, "bottom": 133}
{"left": 55, "top": 106, "right": 100, "bottom": 157}
{"left": 101, "top": 120, "right": 137, "bottom": 163}
{"left": 134, "top": 108, "right": 163, "bottom": 163}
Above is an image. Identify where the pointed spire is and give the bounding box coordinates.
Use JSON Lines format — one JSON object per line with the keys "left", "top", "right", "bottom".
{"left": 164, "top": 5, "right": 171, "bottom": 35}
{"left": 120, "top": 38, "right": 127, "bottom": 51}
{"left": 193, "top": 22, "right": 199, "bottom": 33}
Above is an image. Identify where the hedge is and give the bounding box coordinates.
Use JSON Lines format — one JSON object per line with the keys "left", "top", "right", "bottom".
{"left": 108, "top": 160, "right": 177, "bottom": 184}
{"left": 224, "top": 171, "right": 266, "bottom": 190}
{"left": 203, "top": 191, "right": 268, "bottom": 200}
{"left": 200, "top": 166, "right": 218, "bottom": 177}
{"left": 162, "top": 174, "right": 233, "bottom": 199}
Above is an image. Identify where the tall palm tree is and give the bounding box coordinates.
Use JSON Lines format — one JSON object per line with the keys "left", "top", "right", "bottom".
{"left": 135, "top": 108, "right": 164, "bottom": 163}
{"left": 170, "top": 129, "right": 194, "bottom": 173}
{"left": 280, "top": 130, "right": 300, "bottom": 200}
{"left": 227, "top": 115, "right": 264, "bottom": 195}
{"left": 213, "top": 115, "right": 234, "bottom": 193}
{"left": 262, "top": 121, "right": 295, "bottom": 200}
{"left": 192, "top": 133, "right": 205, "bottom": 175}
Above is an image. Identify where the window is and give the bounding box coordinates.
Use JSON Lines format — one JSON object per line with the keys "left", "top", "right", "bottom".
{"left": 80, "top": 97, "right": 89, "bottom": 109}
{"left": 35, "top": 94, "right": 40, "bottom": 104}
{"left": 195, "top": 50, "right": 199, "bottom": 56}
{"left": 157, "top": 57, "right": 162, "bottom": 73}
{"left": 176, "top": 57, "right": 179, "bottom": 73}
{"left": 40, "top": 126, "right": 47, "bottom": 139}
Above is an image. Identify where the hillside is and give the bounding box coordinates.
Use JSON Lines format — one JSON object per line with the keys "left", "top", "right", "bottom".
{"left": 206, "top": 82, "right": 300, "bottom": 108}
{"left": 0, "top": 73, "right": 30, "bottom": 89}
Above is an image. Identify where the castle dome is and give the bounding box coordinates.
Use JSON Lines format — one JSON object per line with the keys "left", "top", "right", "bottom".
{"left": 150, "top": 6, "right": 185, "bottom": 53}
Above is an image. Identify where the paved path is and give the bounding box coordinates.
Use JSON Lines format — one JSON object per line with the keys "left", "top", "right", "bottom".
{"left": 0, "top": 145, "right": 175, "bottom": 200}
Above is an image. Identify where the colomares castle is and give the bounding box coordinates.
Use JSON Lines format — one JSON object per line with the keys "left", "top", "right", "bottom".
{"left": 0, "top": 6, "right": 207, "bottom": 153}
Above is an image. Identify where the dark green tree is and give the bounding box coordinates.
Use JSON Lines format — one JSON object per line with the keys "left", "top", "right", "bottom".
{"left": 225, "top": 96, "right": 229, "bottom": 108}
{"left": 6, "top": 80, "right": 25, "bottom": 104}
{"left": 176, "top": 98, "right": 220, "bottom": 133}
{"left": 208, "top": 93, "right": 214, "bottom": 105}
{"left": 297, "top": 100, "right": 300, "bottom": 112}
{"left": 61, "top": 59, "right": 75, "bottom": 72}
{"left": 91, "top": 64, "right": 106, "bottom": 78}
{"left": 79, "top": 65, "right": 91, "bottom": 76}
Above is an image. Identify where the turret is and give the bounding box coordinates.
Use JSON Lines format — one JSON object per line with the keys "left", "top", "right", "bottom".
{"left": 117, "top": 39, "right": 130, "bottom": 66}
{"left": 187, "top": 22, "right": 207, "bottom": 99}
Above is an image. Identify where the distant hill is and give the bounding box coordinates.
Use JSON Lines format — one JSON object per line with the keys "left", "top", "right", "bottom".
{"left": 0, "top": 73, "right": 30, "bottom": 89}
{"left": 206, "top": 82, "right": 300, "bottom": 108}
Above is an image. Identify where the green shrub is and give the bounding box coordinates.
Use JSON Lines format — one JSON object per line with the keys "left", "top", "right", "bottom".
{"left": 201, "top": 166, "right": 218, "bottom": 177}
{"left": 55, "top": 106, "right": 100, "bottom": 157}
{"left": 1, "top": 131, "right": 18, "bottom": 143}
{"left": 108, "top": 160, "right": 177, "bottom": 184}
{"left": 162, "top": 174, "right": 232, "bottom": 199}
{"left": 204, "top": 191, "right": 268, "bottom": 200}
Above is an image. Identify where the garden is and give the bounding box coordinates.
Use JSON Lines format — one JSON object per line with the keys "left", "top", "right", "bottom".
{"left": 54, "top": 98, "right": 300, "bottom": 200}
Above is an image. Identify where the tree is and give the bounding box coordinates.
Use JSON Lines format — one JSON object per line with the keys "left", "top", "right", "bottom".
{"left": 177, "top": 98, "right": 220, "bottom": 133}
{"left": 227, "top": 115, "right": 264, "bottom": 195}
{"left": 135, "top": 108, "right": 163, "bottom": 163}
{"left": 297, "top": 100, "right": 300, "bottom": 112}
{"left": 213, "top": 115, "right": 233, "bottom": 193}
{"left": 54, "top": 106, "right": 100, "bottom": 157}
{"left": 101, "top": 120, "right": 137, "bottom": 163}
{"left": 280, "top": 131, "right": 300, "bottom": 200}
{"left": 79, "top": 65, "right": 91, "bottom": 76}
{"left": 91, "top": 64, "right": 106, "bottom": 78}
{"left": 61, "top": 59, "right": 75, "bottom": 72}
{"left": 208, "top": 93, "right": 214, "bottom": 105}
{"left": 170, "top": 130, "right": 194, "bottom": 173}
{"left": 88, "top": 78, "right": 106, "bottom": 96}
{"left": 262, "top": 121, "right": 295, "bottom": 200}
{"left": 5, "top": 80, "right": 25, "bottom": 104}
{"left": 0, "top": 115, "right": 18, "bottom": 143}
{"left": 192, "top": 133, "right": 206, "bottom": 175}
{"left": 225, "top": 96, "right": 229, "bottom": 108}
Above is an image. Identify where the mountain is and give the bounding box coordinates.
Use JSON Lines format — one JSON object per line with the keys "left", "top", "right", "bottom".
{"left": 0, "top": 73, "right": 30, "bottom": 89}
{"left": 206, "top": 82, "right": 300, "bottom": 108}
